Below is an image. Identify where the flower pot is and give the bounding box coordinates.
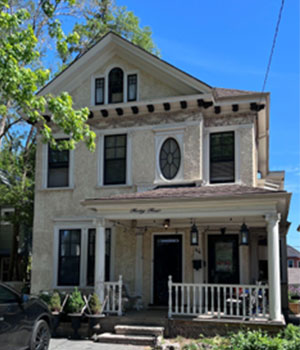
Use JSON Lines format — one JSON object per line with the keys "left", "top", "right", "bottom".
{"left": 86, "top": 314, "right": 105, "bottom": 337}
{"left": 68, "top": 313, "right": 82, "bottom": 339}
{"left": 51, "top": 311, "right": 61, "bottom": 337}
{"left": 289, "top": 302, "right": 300, "bottom": 315}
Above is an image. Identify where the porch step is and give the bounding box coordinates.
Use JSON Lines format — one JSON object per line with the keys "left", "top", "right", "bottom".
{"left": 115, "top": 324, "right": 164, "bottom": 337}
{"left": 95, "top": 332, "right": 156, "bottom": 346}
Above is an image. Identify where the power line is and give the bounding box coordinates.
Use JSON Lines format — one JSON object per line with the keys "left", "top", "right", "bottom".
{"left": 261, "top": 0, "right": 285, "bottom": 94}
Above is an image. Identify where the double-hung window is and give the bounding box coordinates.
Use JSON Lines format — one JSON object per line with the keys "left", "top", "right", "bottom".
{"left": 127, "top": 74, "right": 137, "bottom": 101}
{"left": 48, "top": 144, "right": 69, "bottom": 188}
{"left": 86, "top": 228, "right": 111, "bottom": 286}
{"left": 58, "top": 229, "right": 81, "bottom": 286}
{"left": 210, "top": 131, "right": 235, "bottom": 183}
{"left": 104, "top": 134, "right": 127, "bottom": 185}
{"left": 95, "top": 78, "right": 105, "bottom": 105}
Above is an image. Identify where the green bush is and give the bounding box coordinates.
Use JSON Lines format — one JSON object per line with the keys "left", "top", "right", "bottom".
{"left": 182, "top": 325, "right": 300, "bottom": 350}
{"left": 66, "top": 288, "right": 85, "bottom": 314}
{"left": 39, "top": 291, "right": 51, "bottom": 308}
{"left": 50, "top": 291, "right": 61, "bottom": 312}
{"left": 88, "top": 293, "right": 102, "bottom": 314}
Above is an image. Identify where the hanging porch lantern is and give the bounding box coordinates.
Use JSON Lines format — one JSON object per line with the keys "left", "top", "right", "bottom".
{"left": 190, "top": 223, "right": 199, "bottom": 246}
{"left": 240, "top": 223, "right": 249, "bottom": 245}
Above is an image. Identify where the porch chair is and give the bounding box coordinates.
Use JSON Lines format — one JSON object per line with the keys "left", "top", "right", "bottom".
{"left": 121, "top": 284, "right": 143, "bottom": 311}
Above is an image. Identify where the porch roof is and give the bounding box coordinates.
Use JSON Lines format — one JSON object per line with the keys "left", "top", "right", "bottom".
{"left": 84, "top": 184, "right": 286, "bottom": 202}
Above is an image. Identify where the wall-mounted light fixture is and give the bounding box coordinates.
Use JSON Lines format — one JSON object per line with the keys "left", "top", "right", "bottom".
{"left": 190, "top": 223, "right": 199, "bottom": 246}
{"left": 163, "top": 219, "right": 170, "bottom": 230}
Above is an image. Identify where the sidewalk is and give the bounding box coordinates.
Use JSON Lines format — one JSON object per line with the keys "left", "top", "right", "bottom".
{"left": 49, "top": 338, "right": 149, "bottom": 350}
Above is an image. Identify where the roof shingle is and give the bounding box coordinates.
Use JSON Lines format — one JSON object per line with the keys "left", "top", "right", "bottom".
{"left": 87, "top": 185, "right": 284, "bottom": 202}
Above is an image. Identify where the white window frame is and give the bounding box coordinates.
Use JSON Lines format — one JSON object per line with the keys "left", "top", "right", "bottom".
{"left": 97, "top": 131, "right": 132, "bottom": 187}
{"left": 42, "top": 139, "right": 74, "bottom": 190}
{"left": 154, "top": 128, "right": 184, "bottom": 185}
{"left": 53, "top": 221, "right": 115, "bottom": 289}
{"left": 203, "top": 125, "right": 241, "bottom": 185}
{"left": 91, "top": 65, "right": 139, "bottom": 106}
{"left": 0, "top": 208, "right": 14, "bottom": 225}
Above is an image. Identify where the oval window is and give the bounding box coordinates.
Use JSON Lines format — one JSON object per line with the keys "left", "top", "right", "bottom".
{"left": 159, "top": 138, "right": 181, "bottom": 180}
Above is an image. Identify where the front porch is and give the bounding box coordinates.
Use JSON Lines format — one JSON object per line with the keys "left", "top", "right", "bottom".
{"left": 102, "top": 277, "right": 285, "bottom": 325}
{"left": 81, "top": 185, "right": 289, "bottom": 326}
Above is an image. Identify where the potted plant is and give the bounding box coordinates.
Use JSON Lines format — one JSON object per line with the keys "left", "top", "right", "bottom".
{"left": 288, "top": 286, "right": 300, "bottom": 314}
{"left": 66, "top": 288, "right": 85, "bottom": 339}
{"left": 49, "top": 292, "right": 62, "bottom": 337}
{"left": 85, "top": 293, "right": 105, "bottom": 336}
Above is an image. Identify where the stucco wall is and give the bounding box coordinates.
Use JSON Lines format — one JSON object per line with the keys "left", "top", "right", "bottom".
{"left": 70, "top": 54, "right": 183, "bottom": 109}
{"left": 112, "top": 227, "right": 195, "bottom": 306}
{"left": 31, "top": 110, "right": 257, "bottom": 293}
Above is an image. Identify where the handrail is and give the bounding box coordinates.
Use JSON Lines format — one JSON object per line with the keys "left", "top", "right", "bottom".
{"left": 168, "top": 276, "right": 269, "bottom": 320}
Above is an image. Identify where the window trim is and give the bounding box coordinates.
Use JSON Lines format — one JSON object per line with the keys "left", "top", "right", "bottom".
{"left": 159, "top": 137, "right": 181, "bottom": 180}
{"left": 95, "top": 77, "right": 105, "bottom": 105}
{"left": 91, "top": 66, "right": 139, "bottom": 106}
{"left": 204, "top": 125, "right": 242, "bottom": 185}
{"left": 53, "top": 222, "right": 116, "bottom": 289}
{"left": 127, "top": 73, "right": 138, "bottom": 102}
{"left": 288, "top": 259, "right": 294, "bottom": 268}
{"left": 58, "top": 229, "right": 81, "bottom": 286}
{"left": 209, "top": 131, "right": 235, "bottom": 184}
{"left": 0, "top": 208, "right": 14, "bottom": 225}
{"left": 103, "top": 134, "right": 127, "bottom": 185}
{"left": 42, "top": 138, "right": 74, "bottom": 190}
{"left": 154, "top": 129, "right": 184, "bottom": 184}
{"left": 97, "top": 131, "right": 132, "bottom": 187}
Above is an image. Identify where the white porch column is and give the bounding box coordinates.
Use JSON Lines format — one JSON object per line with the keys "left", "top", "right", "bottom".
{"left": 266, "top": 213, "right": 282, "bottom": 321}
{"left": 94, "top": 219, "right": 106, "bottom": 303}
{"left": 135, "top": 230, "right": 143, "bottom": 296}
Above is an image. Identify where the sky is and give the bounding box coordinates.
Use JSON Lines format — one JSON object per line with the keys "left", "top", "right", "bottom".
{"left": 112, "top": 0, "right": 299, "bottom": 248}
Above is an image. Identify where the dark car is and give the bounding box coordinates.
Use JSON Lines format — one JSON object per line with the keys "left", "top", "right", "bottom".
{"left": 0, "top": 282, "right": 52, "bottom": 350}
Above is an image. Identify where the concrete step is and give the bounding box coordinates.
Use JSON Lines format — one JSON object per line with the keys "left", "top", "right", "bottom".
{"left": 115, "top": 324, "right": 164, "bottom": 337}
{"left": 95, "top": 332, "right": 156, "bottom": 346}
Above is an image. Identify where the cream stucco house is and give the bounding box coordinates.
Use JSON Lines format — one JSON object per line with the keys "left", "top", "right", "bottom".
{"left": 31, "top": 32, "right": 291, "bottom": 326}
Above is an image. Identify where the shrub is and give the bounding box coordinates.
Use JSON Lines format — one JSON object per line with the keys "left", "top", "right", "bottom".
{"left": 39, "top": 291, "right": 51, "bottom": 308}
{"left": 66, "top": 288, "right": 85, "bottom": 314}
{"left": 50, "top": 291, "right": 61, "bottom": 312}
{"left": 88, "top": 293, "right": 102, "bottom": 314}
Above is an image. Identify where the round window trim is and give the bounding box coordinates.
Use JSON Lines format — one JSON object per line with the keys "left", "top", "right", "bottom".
{"left": 159, "top": 138, "right": 181, "bottom": 180}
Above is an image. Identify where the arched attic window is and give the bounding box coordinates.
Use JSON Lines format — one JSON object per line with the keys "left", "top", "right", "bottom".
{"left": 108, "top": 67, "right": 124, "bottom": 103}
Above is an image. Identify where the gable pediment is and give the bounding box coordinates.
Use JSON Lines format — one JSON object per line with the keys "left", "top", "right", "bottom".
{"left": 39, "top": 32, "right": 212, "bottom": 105}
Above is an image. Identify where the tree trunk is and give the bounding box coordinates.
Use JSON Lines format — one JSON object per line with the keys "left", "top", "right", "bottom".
{"left": 8, "top": 218, "right": 20, "bottom": 281}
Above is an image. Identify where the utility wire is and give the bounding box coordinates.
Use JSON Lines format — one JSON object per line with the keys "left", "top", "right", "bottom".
{"left": 261, "top": 0, "right": 285, "bottom": 94}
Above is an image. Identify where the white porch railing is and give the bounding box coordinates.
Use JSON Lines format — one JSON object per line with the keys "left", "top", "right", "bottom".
{"left": 102, "top": 275, "right": 123, "bottom": 316}
{"left": 168, "top": 276, "right": 269, "bottom": 320}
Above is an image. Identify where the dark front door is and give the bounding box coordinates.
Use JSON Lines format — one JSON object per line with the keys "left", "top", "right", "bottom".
{"left": 208, "top": 235, "right": 239, "bottom": 284}
{"left": 153, "top": 235, "right": 182, "bottom": 305}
